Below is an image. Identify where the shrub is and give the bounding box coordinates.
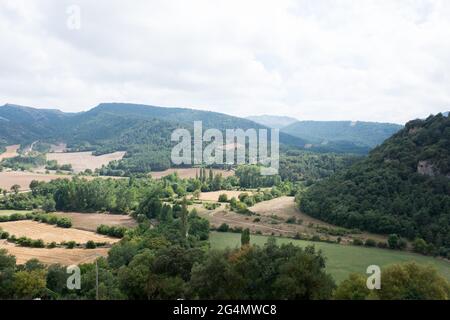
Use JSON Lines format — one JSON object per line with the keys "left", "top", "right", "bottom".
{"left": 47, "top": 242, "right": 57, "bottom": 249}
{"left": 56, "top": 217, "right": 72, "bottom": 228}
{"left": 286, "top": 217, "right": 296, "bottom": 224}
{"left": 353, "top": 238, "right": 364, "bottom": 246}
{"left": 65, "top": 241, "right": 77, "bottom": 249}
{"left": 97, "top": 225, "right": 127, "bottom": 238}
{"left": 218, "top": 194, "right": 228, "bottom": 202}
{"left": 86, "top": 240, "right": 97, "bottom": 249}
{"left": 217, "top": 223, "right": 230, "bottom": 232}
{"left": 364, "top": 239, "right": 377, "bottom": 247}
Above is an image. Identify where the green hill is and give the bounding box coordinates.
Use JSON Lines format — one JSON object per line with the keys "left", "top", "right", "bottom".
{"left": 283, "top": 120, "right": 403, "bottom": 149}
{"left": 0, "top": 103, "right": 307, "bottom": 173}
{"left": 299, "top": 113, "right": 450, "bottom": 256}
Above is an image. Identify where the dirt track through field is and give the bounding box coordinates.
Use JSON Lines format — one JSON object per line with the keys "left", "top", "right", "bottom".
{"left": 0, "top": 220, "right": 118, "bottom": 244}
{"left": 0, "top": 240, "right": 109, "bottom": 265}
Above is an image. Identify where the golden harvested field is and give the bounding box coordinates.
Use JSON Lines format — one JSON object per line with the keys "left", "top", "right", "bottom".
{"left": 150, "top": 168, "right": 234, "bottom": 180}
{"left": 198, "top": 190, "right": 249, "bottom": 202}
{"left": 0, "top": 171, "right": 122, "bottom": 192}
{"left": 0, "top": 171, "right": 72, "bottom": 191}
{"left": 0, "top": 220, "right": 118, "bottom": 244}
{"left": 0, "top": 240, "right": 109, "bottom": 265}
{"left": 55, "top": 212, "right": 137, "bottom": 232}
{"left": 46, "top": 151, "right": 126, "bottom": 173}
{"left": 0, "top": 145, "right": 19, "bottom": 161}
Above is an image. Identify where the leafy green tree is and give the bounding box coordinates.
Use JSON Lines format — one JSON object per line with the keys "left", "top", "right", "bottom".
{"left": 13, "top": 270, "right": 47, "bottom": 299}
{"left": 43, "top": 197, "right": 56, "bottom": 213}
{"left": 334, "top": 273, "right": 372, "bottom": 300}
{"left": 241, "top": 228, "right": 250, "bottom": 247}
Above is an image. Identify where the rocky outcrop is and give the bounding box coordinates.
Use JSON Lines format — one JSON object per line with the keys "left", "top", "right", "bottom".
{"left": 417, "top": 160, "right": 438, "bottom": 177}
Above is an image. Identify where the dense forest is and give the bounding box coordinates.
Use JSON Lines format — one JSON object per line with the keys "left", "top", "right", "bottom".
{"left": 300, "top": 114, "right": 450, "bottom": 257}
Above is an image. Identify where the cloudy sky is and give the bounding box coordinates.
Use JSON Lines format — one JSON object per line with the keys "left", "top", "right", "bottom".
{"left": 1, "top": 0, "right": 449, "bottom": 124}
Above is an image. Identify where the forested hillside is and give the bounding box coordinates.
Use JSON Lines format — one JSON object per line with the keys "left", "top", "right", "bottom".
{"left": 0, "top": 103, "right": 306, "bottom": 173}
{"left": 283, "top": 120, "right": 402, "bottom": 149}
{"left": 300, "top": 113, "right": 450, "bottom": 256}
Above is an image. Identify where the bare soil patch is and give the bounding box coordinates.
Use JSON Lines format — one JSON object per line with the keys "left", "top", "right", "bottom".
{"left": 46, "top": 151, "right": 126, "bottom": 173}
{"left": 0, "top": 145, "right": 19, "bottom": 161}
{"left": 150, "top": 168, "right": 234, "bottom": 180}
{"left": 0, "top": 240, "right": 109, "bottom": 265}
{"left": 55, "top": 212, "right": 137, "bottom": 232}
{"left": 0, "top": 220, "right": 118, "bottom": 244}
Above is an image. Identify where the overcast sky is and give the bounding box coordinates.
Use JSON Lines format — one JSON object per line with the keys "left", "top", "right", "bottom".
{"left": 1, "top": 0, "right": 449, "bottom": 124}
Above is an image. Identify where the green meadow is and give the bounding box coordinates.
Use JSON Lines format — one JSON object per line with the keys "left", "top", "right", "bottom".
{"left": 210, "top": 232, "right": 450, "bottom": 283}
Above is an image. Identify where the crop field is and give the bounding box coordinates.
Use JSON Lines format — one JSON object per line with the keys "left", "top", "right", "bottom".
{"left": 0, "top": 171, "right": 123, "bottom": 192}
{"left": 198, "top": 196, "right": 386, "bottom": 243}
{"left": 0, "top": 145, "right": 19, "bottom": 161}
{"left": 0, "top": 171, "right": 72, "bottom": 191}
{"left": 150, "top": 168, "right": 234, "bottom": 180}
{"left": 0, "top": 220, "right": 118, "bottom": 244}
{"left": 210, "top": 232, "right": 450, "bottom": 283}
{"left": 55, "top": 212, "right": 137, "bottom": 232}
{"left": 0, "top": 240, "right": 109, "bottom": 265}
{"left": 46, "top": 151, "right": 126, "bottom": 173}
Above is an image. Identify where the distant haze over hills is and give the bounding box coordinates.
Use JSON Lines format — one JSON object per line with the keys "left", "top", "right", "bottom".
{"left": 282, "top": 120, "right": 403, "bottom": 149}
{"left": 246, "top": 115, "right": 299, "bottom": 129}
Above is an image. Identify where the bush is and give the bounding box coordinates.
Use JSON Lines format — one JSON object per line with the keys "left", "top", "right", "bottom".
{"left": 65, "top": 241, "right": 77, "bottom": 249}
{"left": 353, "top": 238, "right": 364, "bottom": 246}
{"left": 286, "top": 217, "right": 296, "bottom": 224}
{"left": 86, "top": 240, "right": 97, "bottom": 249}
{"left": 364, "top": 239, "right": 377, "bottom": 247}
{"left": 217, "top": 223, "right": 230, "bottom": 232}
{"left": 97, "top": 225, "right": 127, "bottom": 238}
{"left": 56, "top": 217, "right": 72, "bottom": 228}
{"left": 47, "top": 242, "right": 57, "bottom": 249}
{"left": 218, "top": 194, "right": 228, "bottom": 202}
{"left": 0, "top": 231, "right": 9, "bottom": 239}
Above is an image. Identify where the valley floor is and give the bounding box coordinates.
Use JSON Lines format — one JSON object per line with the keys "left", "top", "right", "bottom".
{"left": 209, "top": 232, "right": 450, "bottom": 283}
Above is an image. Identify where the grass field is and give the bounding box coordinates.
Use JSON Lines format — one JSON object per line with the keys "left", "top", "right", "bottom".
{"left": 210, "top": 232, "right": 450, "bottom": 283}
{"left": 0, "top": 210, "right": 33, "bottom": 216}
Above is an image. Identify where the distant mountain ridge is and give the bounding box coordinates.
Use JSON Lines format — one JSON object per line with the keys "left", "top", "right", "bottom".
{"left": 283, "top": 120, "right": 403, "bottom": 149}
{"left": 246, "top": 115, "right": 298, "bottom": 129}
{"left": 0, "top": 102, "right": 308, "bottom": 172}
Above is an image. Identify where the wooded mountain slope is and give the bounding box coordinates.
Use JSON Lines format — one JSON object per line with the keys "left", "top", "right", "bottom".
{"left": 300, "top": 113, "right": 450, "bottom": 254}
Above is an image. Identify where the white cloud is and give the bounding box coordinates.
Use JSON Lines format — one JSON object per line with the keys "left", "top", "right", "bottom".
{"left": 0, "top": 0, "right": 449, "bottom": 123}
